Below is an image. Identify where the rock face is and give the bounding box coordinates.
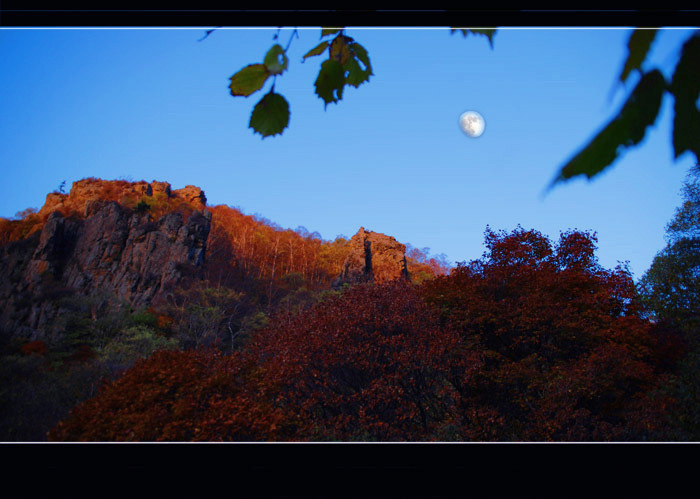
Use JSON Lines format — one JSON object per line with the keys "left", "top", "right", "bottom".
{"left": 0, "top": 180, "right": 211, "bottom": 340}
{"left": 334, "top": 227, "right": 408, "bottom": 287}
{"left": 38, "top": 178, "right": 206, "bottom": 218}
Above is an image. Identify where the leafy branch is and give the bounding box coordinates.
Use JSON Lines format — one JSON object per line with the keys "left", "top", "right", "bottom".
{"left": 550, "top": 30, "right": 699, "bottom": 190}
{"left": 228, "top": 27, "right": 378, "bottom": 138}
{"left": 227, "top": 27, "right": 496, "bottom": 139}
{"left": 224, "top": 27, "right": 696, "bottom": 194}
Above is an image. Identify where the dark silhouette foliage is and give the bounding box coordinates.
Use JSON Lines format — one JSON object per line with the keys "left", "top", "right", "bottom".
{"left": 422, "top": 227, "right": 674, "bottom": 440}
{"left": 638, "top": 164, "right": 700, "bottom": 439}
{"left": 49, "top": 282, "right": 469, "bottom": 441}
{"left": 49, "top": 228, "right": 675, "bottom": 441}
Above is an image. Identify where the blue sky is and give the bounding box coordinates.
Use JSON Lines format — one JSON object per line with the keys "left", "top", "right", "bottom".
{"left": 0, "top": 27, "right": 697, "bottom": 280}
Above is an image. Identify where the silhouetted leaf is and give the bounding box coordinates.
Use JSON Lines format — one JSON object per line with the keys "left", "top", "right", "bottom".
{"left": 669, "top": 33, "right": 700, "bottom": 160}
{"left": 342, "top": 41, "right": 373, "bottom": 88}
{"left": 350, "top": 42, "right": 372, "bottom": 73}
{"left": 303, "top": 41, "right": 329, "bottom": 61}
{"left": 321, "top": 28, "right": 343, "bottom": 37}
{"left": 343, "top": 56, "right": 371, "bottom": 88}
{"left": 551, "top": 69, "right": 667, "bottom": 188}
{"left": 330, "top": 35, "right": 353, "bottom": 65}
{"left": 263, "top": 44, "right": 289, "bottom": 76}
{"left": 619, "top": 29, "right": 658, "bottom": 84}
{"left": 229, "top": 64, "right": 270, "bottom": 97}
{"left": 249, "top": 91, "right": 290, "bottom": 138}
{"left": 451, "top": 28, "right": 497, "bottom": 48}
{"left": 314, "top": 59, "right": 345, "bottom": 107}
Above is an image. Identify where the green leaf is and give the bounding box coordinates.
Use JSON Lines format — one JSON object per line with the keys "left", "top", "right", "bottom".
{"left": 670, "top": 33, "right": 700, "bottom": 161}
{"left": 314, "top": 59, "right": 345, "bottom": 108}
{"left": 451, "top": 28, "right": 497, "bottom": 48}
{"left": 343, "top": 56, "right": 371, "bottom": 88}
{"left": 263, "top": 44, "right": 289, "bottom": 76}
{"left": 619, "top": 29, "right": 658, "bottom": 84}
{"left": 349, "top": 42, "right": 372, "bottom": 73}
{"left": 249, "top": 91, "right": 290, "bottom": 138}
{"left": 321, "top": 28, "right": 343, "bottom": 37}
{"left": 302, "top": 41, "right": 329, "bottom": 61}
{"left": 551, "top": 69, "right": 667, "bottom": 188}
{"left": 229, "top": 64, "right": 270, "bottom": 97}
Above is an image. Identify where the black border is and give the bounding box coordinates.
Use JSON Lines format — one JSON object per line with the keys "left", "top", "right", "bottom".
{"left": 0, "top": 7, "right": 698, "bottom": 27}
{"left": 1, "top": 6, "right": 698, "bottom": 499}
{"left": 2, "top": 441, "right": 698, "bottom": 496}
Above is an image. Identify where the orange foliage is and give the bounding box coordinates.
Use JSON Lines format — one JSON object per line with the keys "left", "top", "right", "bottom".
{"left": 406, "top": 245, "right": 450, "bottom": 283}
{"left": 205, "top": 205, "right": 446, "bottom": 297}
{"left": 0, "top": 209, "right": 44, "bottom": 245}
{"left": 48, "top": 229, "right": 676, "bottom": 441}
{"left": 48, "top": 282, "right": 471, "bottom": 441}
{"left": 205, "top": 205, "right": 352, "bottom": 290}
{"left": 0, "top": 179, "right": 201, "bottom": 246}
{"left": 247, "top": 281, "right": 472, "bottom": 440}
{"left": 47, "top": 349, "right": 289, "bottom": 441}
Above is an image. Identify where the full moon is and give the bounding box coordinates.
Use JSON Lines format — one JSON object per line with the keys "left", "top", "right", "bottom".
{"left": 459, "top": 111, "right": 485, "bottom": 138}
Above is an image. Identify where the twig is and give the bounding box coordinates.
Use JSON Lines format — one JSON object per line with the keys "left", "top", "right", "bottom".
{"left": 198, "top": 27, "right": 221, "bottom": 42}
{"left": 285, "top": 28, "right": 299, "bottom": 52}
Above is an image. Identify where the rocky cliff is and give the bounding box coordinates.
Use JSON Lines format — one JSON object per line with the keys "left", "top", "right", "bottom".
{"left": 334, "top": 227, "right": 409, "bottom": 287}
{"left": 0, "top": 179, "right": 421, "bottom": 340}
{"left": 38, "top": 178, "right": 206, "bottom": 218}
{"left": 0, "top": 179, "right": 211, "bottom": 340}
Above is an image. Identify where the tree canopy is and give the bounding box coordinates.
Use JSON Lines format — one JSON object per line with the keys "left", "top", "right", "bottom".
{"left": 640, "top": 164, "right": 700, "bottom": 328}
{"left": 638, "top": 163, "right": 700, "bottom": 439}
{"left": 49, "top": 227, "right": 673, "bottom": 441}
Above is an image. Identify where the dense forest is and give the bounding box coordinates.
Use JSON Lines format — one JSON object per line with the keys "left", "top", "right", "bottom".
{"left": 1, "top": 169, "right": 699, "bottom": 441}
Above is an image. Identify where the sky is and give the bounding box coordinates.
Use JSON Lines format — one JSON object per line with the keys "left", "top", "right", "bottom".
{"left": 0, "top": 26, "right": 697, "bottom": 280}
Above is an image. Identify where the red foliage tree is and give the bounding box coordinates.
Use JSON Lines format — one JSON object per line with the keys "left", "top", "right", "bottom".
{"left": 246, "top": 281, "right": 477, "bottom": 440}
{"left": 422, "top": 226, "right": 675, "bottom": 440}
{"left": 49, "top": 226, "right": 675, "bottom": 441}
{"left": 47, "top": 349, "right": 291, "bottom": 441}
{"left": 48, "top": 282, "right": 475, "bottom": 441}
{"left": 205, "top": 205, "right": 446, "bottom": 303}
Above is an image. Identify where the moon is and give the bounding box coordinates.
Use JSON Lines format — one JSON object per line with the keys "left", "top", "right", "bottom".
{"left": 459, "top": 111, "right": 485, "bottom": 138}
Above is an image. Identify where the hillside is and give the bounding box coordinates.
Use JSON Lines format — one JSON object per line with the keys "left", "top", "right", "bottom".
{"left": 0, "top": 178, "right": 449, "bottom": 340}
{"left": 0, "top": 178, "right": 450, "bottom": 440}
{"left": 3, "top": 177, "right": 691, "bottom": 443}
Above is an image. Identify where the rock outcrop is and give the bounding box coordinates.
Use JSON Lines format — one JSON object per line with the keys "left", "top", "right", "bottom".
{"left": 334, "top": 227, "right": 408, "bottom": 287}
{"left": 0, "top": 179, "right": 211, "bottom": 340}
{"left": 38, "top": 178, "right": 206, "bottom": 218}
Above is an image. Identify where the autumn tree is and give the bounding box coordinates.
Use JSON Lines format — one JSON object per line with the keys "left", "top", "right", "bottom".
{"left": 48, "top": 281, "right": 472, "bottom": 441}
{"left": 245, "top": 281, "right": 472, "bottom": 440}
{"left": 422, "top": 227, "right": 674, "bottom": 440}
{"left": 205, "top": 204, "right": 442, "bottom": 308}
{"left": 0, "top": 293, "right": 176, "bottom": 441}
{"left": 638, "top": 163, "right": 700, "bottom": 439}
{"left": 640, "top": 163, "right": 700, "bottom": 328}
{"left": 205, "top": 204, "right": 349, "bottom": 296}
{"left": 47, "top": 349, "right": 285, "bottom": 441}
{"left": 49, "top": 229, "right": 676, "bottom": 441}
{"left": 155, "top": 279, "right": 262, "bottom": 352}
